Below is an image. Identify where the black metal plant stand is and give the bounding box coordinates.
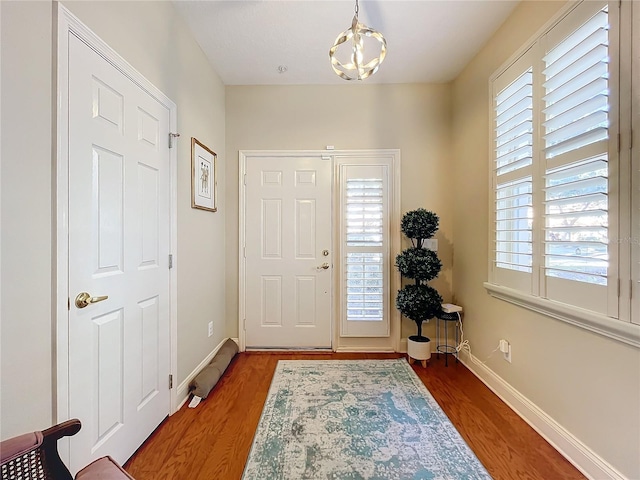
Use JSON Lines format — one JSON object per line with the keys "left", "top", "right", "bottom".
{"left": 436, "top": 311, "right": 460, "bottom": 366}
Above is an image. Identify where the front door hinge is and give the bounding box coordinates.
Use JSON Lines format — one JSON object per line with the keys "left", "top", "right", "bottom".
{"left": 169, "top": 132, "right": 181, "bottom": 149}
{"left": 169, "top": 254, "right": 173, "bottom": 269}
{"left": 169, "top": 374, "right": 173, "bottom": 389}
{"left": 244, "top": 174, "right": 247, "bottom": 185}
{"left": 68, "top": 298, "right": 70, "bottom": 311}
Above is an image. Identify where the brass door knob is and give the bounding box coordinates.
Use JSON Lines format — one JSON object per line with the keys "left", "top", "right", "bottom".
{"left": 317, "top": 263, "right": 330, "bottom": 270}
{"left": 75, "top": 292, "right": 109, "bottom": 309}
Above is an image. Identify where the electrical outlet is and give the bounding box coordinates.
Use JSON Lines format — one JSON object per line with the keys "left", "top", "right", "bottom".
{"left": 208, "top": 321, "right": 213, "bottom": 337}
{"left": 499, "top": 339, "right": 512, "bottom": 363}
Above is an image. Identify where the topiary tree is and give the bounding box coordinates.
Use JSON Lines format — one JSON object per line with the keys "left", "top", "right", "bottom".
{"left": 395, "top": 208, "right": 443, "bottom": 341}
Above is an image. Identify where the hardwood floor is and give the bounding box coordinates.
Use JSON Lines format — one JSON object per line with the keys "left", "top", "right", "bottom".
{"left": 124, "top": 352, "right": 585, "bottom": 480}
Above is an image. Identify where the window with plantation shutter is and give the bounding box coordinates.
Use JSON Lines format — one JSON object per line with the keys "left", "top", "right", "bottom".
{"left": 339, "top": 161, "right": 392, "bottom": 337}
{"left": 487, "top": 0, "right": 640, "bottom": 344}
{"left": 491, "top": 57, "right": 535, "bottom": 293}
{"left": 542, "top": 2, "right": 611, "bottom": 313}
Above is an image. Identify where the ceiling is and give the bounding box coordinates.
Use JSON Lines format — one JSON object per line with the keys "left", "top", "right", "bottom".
{"left": 173, "top": 0, "right": 519, "bottom": 86}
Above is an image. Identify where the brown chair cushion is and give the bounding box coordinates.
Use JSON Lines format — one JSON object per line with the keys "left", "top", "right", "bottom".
{"left": 75, "top": 456, "right": 135, "bottom": 480}
{"left": 0, "top": 431, "right": 43, "bottom": 464}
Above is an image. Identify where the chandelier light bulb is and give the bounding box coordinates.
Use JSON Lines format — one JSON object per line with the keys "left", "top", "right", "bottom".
{"left": 329, "top": 0, "right": 387, "bottom": 81}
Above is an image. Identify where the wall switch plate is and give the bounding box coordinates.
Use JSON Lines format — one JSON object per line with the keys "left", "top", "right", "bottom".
{"left": 208, "top": 321, "right": 213, "bottom": 337}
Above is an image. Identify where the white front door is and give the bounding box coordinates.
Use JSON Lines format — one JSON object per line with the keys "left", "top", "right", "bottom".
{"left": 244, "top": 155, "right": 332, "bottom": 348}
{"left": 67, "top": 34, "right": 171, "bottom": 471}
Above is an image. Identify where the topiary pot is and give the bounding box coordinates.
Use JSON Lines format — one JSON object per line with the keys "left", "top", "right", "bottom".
{"left": 407, "top": 335, "right": 431, "bottom": 366}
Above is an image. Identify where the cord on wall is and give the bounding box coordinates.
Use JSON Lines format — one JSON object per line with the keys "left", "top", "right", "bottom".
{"left": 455, "top": 312, "right": 470, "bottom": 354}
{"left": 455, "top": 312, "right": 501, "bottom": 364}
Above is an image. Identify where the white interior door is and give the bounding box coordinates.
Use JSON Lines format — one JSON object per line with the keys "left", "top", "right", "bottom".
{"left": 244, "top": 156, "right": 332, "bottom": 348}
{"left": 67, "top": 34, "right": 171, "bottom": 471}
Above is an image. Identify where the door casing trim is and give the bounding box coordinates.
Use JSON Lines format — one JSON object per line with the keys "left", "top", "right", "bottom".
{"left": 55, "top": 5, "right": 179, "bottom": 448}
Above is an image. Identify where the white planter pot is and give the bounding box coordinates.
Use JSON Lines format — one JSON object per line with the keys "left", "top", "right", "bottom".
{"left": 407, "top": 337, "right": 431, "bottom": 367}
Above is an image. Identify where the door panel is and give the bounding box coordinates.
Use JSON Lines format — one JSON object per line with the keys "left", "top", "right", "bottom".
{"left": 295, "top": 277, "right": 317, "bottom": 325}
{"left": 262, "top": 199, "right": 282, "bottom": 257}
{"left": 138, "top": 296, "right": 160, "bottom": 407}
{"left": 68, "top": 34, "right": 170, "bottom": 471}
{"left": 93, "top": 309, "right": 124, "bottom": 446}
{"left": 245, "top": 156, "right": 332, "bottom": 348}
{"left": 94, "top": 146, "right": 124, "bottom": 274}
{"left": 262, "top": 276, "right": 283, "bottom": 326}
{"left": 296, "top": 200, "right": 316, "bottom": 257}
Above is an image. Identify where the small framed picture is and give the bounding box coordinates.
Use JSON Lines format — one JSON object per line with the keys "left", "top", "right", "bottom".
{"left": 191, "top": 138, "right": 217, "bottom": 212}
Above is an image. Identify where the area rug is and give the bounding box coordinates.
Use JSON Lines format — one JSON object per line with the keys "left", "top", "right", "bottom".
{"left": 242, "top": 359, "right": 492, "bottom": 480}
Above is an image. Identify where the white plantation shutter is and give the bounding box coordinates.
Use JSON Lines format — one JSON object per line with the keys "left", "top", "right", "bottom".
{"left": 544, "top": 158, "right": 608, "bottom": 285}
{"left": 541, "top": 2, "right": 612, "bottom": 313}
{"left": 495, "top": 69, "right": 534, "bottom": 176}
{"left": 492, "top": 58, "right": 535, "bottom": 293}
{"left": 339, "top": 162, "right": 391, "bottom": 337}
{"left": 345, "top": 178, "right": 384, "bottom": 321}
{"left": 495, "top": 177, "right": 533, "bottom": 272}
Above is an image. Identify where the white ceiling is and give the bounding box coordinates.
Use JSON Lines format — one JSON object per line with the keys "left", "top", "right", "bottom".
{"left": 173, "top": 0, "right": 519, "bottom": 86}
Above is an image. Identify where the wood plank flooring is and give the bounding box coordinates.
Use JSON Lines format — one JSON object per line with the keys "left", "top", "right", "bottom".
{"left": 124, "top": 352, "right": 585, "bottom": 480}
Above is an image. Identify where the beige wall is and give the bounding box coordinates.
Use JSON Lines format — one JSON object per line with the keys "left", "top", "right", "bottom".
{"left": 225, "top": 84, "right": 454, "bottom": 342}
{"left": 452, "top": 1, "right": 640, "bottom": 477}
{"left": 1, "top": 0, "right": 226, "bottom": 438}
{"left": 1, "top": 0, "right": 54, "bottom": 437}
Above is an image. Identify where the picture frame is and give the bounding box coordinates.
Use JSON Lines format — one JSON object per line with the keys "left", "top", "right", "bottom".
{"left": 191, "top": 138, "right": 217, "bottom": 212}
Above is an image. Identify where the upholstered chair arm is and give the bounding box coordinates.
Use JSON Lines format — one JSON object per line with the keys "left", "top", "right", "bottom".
{"left": 0, "top": 431, "right": 44, "bottom": 465}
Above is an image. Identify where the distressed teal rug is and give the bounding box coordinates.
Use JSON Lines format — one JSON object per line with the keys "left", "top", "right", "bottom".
{"left": 242, "top": 359, "right": 492, "bottom": 480}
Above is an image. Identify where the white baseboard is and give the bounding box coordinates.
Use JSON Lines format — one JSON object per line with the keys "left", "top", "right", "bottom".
{"left": 459, "top": 352, "right": 626, "bottom": 480}
{"left": 176, "top": 337, "right": 231, "bottom": 410}
{"left": 334, "top": 346, "right": 396, "bottom": 353}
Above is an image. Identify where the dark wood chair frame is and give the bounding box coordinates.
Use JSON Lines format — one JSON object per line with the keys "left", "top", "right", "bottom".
{"left": 1, "top": 419, "right": 133, "bottom": 480}
{"left": 1, "top": 419, "right": 81, "bottom": 480}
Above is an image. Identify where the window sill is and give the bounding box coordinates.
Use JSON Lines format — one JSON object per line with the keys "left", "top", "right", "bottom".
{"left": 483, "top": 282, "right": 640, "bottom": 348}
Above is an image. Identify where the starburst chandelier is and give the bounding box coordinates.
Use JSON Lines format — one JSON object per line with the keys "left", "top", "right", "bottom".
{"left": 329, "top": 0, "right": 387, "bottom": 81}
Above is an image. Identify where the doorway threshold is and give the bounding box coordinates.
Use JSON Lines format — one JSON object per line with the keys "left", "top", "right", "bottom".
{"left": 245, "top": 348, "right": 333, "bottom": 353}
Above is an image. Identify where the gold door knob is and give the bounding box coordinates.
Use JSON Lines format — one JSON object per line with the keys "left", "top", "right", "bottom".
{"left": 317, "top": 263, "right": 330, "bottom": 270}
{"left": 75, "top": 292, "right": 109, "bottom": 309}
